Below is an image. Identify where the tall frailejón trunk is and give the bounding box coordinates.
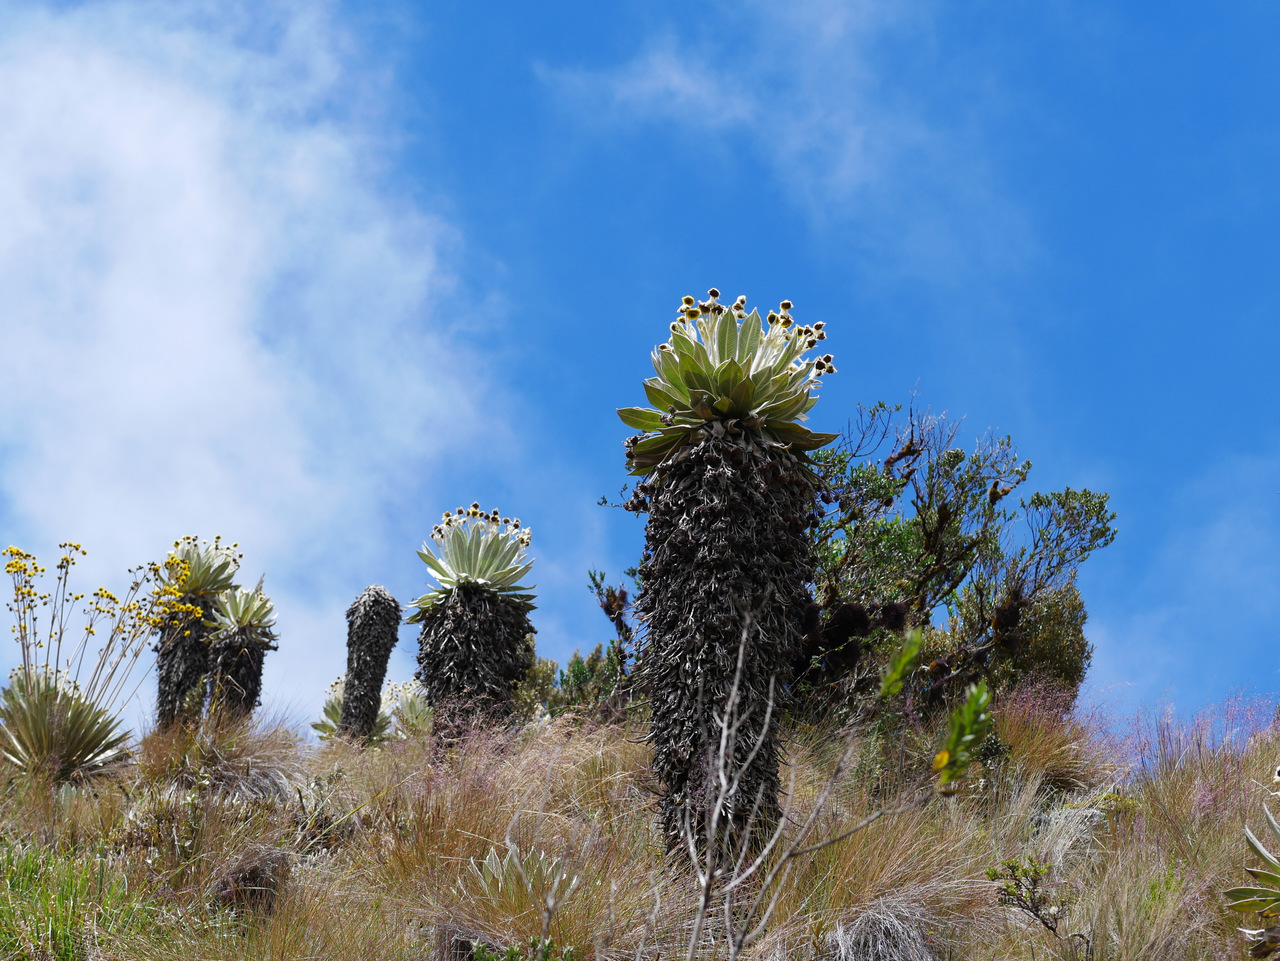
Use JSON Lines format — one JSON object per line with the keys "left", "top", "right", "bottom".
{"left": 633, "top": 426, "right": 818, "bottom": 856}
{"left": 414, "top": 582, "right": 534, "bottom": 725}
{"left": 338, "top": 585, "right": 402, "bottom": 740}
{"left": 206, "top": 585, "right": 277, "bottom": 722}
{"left": 155, "top": 601, "right": 215, "bottom": 729}
{"left": 208, "top": 633, "right": 269, "bottom": 718}
{"left": 153, "top": 537, "right": 242, "bottom": 730}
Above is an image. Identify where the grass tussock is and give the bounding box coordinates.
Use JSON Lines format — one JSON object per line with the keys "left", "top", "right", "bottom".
{"left": 0, "top": 693, "right": 1277, "bottom": 960}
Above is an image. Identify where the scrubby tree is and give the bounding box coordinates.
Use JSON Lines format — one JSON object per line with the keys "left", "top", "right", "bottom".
{"left": 408, "top": 505, "right": 536, "bottom": 725}
{"left": 619, "top": 289, "right": 836, "bottom": 855}
{"left": 154, "top": 537, "right": 240, "bottom": 729}
{"left": 207, "top": 583, "right": 278, "bottom": 718}
{"left": 803, "top": 403, "right": 1116, "bottom": 708}
{"left": 338, "top": 585, "right": 402, "bottom": 740}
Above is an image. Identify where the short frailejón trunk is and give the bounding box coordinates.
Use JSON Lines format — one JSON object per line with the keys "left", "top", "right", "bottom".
{"left": 338, "top": 585, "right": 402, "bottom": 740}
{"left": 209, "top": 633, "right": 271, "bottom": 718}
{"left": 632, "top": 427, "right": 818, "bottom": 856}
{"left": 155, "top": 603, "right": 215, "bottom": 729}
{"left": 414, "top": 582, "right": 533, "bottom": 724}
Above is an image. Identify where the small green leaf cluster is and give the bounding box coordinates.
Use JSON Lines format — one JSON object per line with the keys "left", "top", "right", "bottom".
{"left": 472, "top": 939, "right": 579, "bottom": 961}
{"left": 157, "top": 536, "right": 245, "bottom": 642}
{"left": 163, "top": 536, "right": 240, "bottom": 601}
{"left": 986, "top": 855, "right": 1069, "bottom": 934}
{"left": 878, "top": 627, "right": 923, "bottom": 698}
{"left": 408, "top": 505, "right": 535, "bottom": 621}
{"left": 619, "top": 290, "right": 837, "bottom": 474}
{"left": 934, "top": 681, "right": 992, "bottom": 793}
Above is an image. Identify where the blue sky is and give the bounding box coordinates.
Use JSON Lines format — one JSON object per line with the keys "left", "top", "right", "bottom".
{"left": 1, "top": 0, "right": 1277, "bottom": 726}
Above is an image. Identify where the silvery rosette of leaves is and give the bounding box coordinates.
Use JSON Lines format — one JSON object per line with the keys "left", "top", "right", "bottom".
{"left": 1225, "top": 804, "right": 1280, "bottom": 957}
{"left": 209, "top": 586, "right": 278, "bottom": 649}
{"left": 618, "top": 290, "right": 838, "bottom": 475}
{"left": 165, "top": 535, "right": 241, "bottom": 601}
{"left": 407, "top": 505, "right": 536, "bottom": 621}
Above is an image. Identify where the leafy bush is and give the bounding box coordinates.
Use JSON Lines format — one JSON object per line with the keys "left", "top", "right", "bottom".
{"left": 808, "top": 405, "right": 1115, "bottom": 710}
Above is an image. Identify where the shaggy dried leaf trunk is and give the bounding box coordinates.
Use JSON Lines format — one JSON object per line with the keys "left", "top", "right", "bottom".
{"left": 632, "top": 428, "right": 818, "bottom": 856}
{"left": 339, "top": 585, "right": 403, "bottom": 740}
{"left": 209, "top": 634, "right": 272, "bottom": 718}
{"left": 155, "top": 601, "right": 215, "bottom": 729}
{"left": 414, "top": 583, "right": 533, "bottom": 730}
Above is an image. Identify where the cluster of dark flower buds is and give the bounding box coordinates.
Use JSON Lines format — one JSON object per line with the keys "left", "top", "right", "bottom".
{"left": 671, "top": 288, "right": 836, "bottom": 376}
{"left": 431, "top": 503, "right": 531, "bottom": 548}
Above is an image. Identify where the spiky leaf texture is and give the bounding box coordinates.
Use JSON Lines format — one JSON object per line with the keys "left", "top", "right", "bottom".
{"left": 1226, "top": 806, "right": 1280, "bottom": 926}
{"left": 312, "top": 692, "right": 393, "bottom": 744}
{"left": 208, "top": 586, "right": 278, "bottom": 718}
{"left": 154, "top": 537, "right": 242, "bottom": 729}
{"left": 619, "top": 292, "right": 837, "bottom": 476}
{"left": 630, "top": 427, "right": 820, "bottom": 855}
{"left": 413, "top": 582, "right": 535, "bottom": 729}
{"left": 407, "top": 506, "right": 534, "bottom": 621}
{"left": 0, "top": 669, "right": 129, "bottom": 782}
{"left": 339, "top": 585, "right": 403, "bottom": 740}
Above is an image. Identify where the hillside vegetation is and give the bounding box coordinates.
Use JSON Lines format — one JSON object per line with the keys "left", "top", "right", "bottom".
{"left": 0, "top": 692, "right": 1274, "bottom": 960}
{"left": 3, "top": 292, "right": 1271, "bottom": 960}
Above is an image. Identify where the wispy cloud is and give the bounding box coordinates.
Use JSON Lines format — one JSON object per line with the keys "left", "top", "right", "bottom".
{"left": 0, "top": 1, "right": 495, "bottom": 719}
{"left": 1083, "top": 449, "right": 1280, "bottom": 712}
{"left": 542, "top": 41, "right": 755, "bottom": 128}
{"left": 538, "top": 0, "right": 1031, "bottom": 285}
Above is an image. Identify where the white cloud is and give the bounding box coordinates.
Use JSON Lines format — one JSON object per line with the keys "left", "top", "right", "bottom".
{"left": 0, "top": 1, "right": 495, "bottom": 722}
{"left": 538, "top": 0, "right": 1031, "bottom": 286}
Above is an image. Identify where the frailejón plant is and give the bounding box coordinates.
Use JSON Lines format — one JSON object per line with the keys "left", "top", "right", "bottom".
{"left": 338, "top": 585, "right": 402, "bottom": 741}
{"left": 1224, "top": 805, "right": 1280, "bottom": 958}
{"left": 409, "top": 505, "right": 536, "bottom": 723}
{"left": 621, "top": 290, "right": 836, "bottom": 856}
{"left": 619, "top": 292, "right": 836, "bottom": 475}
{"left": 207, "top": 583, "right": 278, "bottom": 718}
{"left": 155, "top": 536, "right": 240, "bottom": 728}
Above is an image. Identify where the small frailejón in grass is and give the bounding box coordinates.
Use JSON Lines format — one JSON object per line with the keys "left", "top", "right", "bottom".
{"left": 619, "top": 289, "right": 837, "bottom": 855}
{"left": 1224, "top": 804, "right": 1280, "bottom": 959}
{"left": 208, "top": 581, "right": 278, "bottom": 718}
{"left": 338, "top": 585, "right": 402, "bottom": 741}
{"left": 154, "top": 536, "right": 241, "bottom": 729}
{"left": 408, "top": 506, "right": 536, "bottom": 726}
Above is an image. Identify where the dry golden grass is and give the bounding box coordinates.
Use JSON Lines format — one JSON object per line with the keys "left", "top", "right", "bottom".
{"left": 1, "top": 693, "right": 1278, "bottom": 960}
